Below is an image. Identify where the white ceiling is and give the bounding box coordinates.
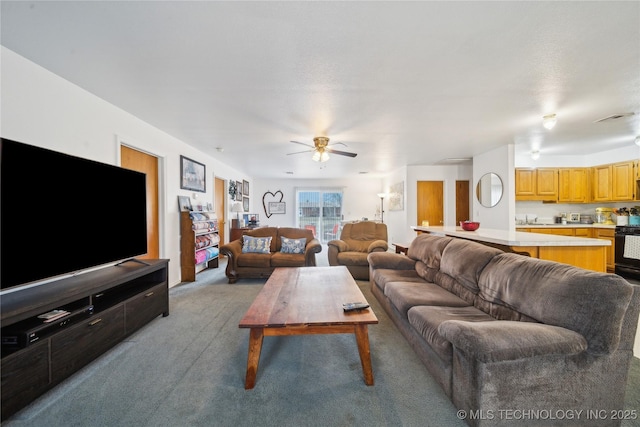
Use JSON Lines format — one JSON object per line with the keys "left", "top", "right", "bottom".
{"left": 2, "top": 1, "right": 639, "bottom": 179}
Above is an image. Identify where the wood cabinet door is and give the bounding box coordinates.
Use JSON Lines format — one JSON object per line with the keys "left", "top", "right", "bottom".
{"left": 592, "top": 165, "right": 612, "bottom": 202}
{"left": 558, "top": 168, "right": 571, "bottom": 202}
{"left": 595, "top": 228, "right": 615, "bottom": 272}
{"left": 536, "top": 168, "right": 558, "bottom": 199}
{"left": 533, "top": 228, "right": 574, "bottom": 236}
{"left": 515, "top": 169, "right": 536, "bottom": 199}
{"left": 570, "top": 168, "right": 589, "bottom": 203}
{"left": 611, "top": 161, "right": 635, "bottom": 201}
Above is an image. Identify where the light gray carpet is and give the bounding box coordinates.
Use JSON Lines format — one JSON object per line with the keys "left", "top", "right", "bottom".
{"left": 4, "top": 254, "right": 640, "bottom": 427}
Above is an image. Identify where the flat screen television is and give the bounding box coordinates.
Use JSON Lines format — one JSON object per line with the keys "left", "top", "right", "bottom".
{"left": 1, "top": 138, "right": 148, "bottom": 292}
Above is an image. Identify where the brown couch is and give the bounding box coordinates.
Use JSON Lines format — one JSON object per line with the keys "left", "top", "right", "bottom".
{"left": 327, "top": 221, "right": 388, "bottom": 280}
{"left": 219, "top": 227, "right": 321, "bottom": 283}
{"left": 369, "top": 234, "right": 640, "bottom": 426}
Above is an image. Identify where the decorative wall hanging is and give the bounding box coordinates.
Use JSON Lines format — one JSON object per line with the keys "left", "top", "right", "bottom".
{"left": 228, "top": 180, "right": 238, "bottom": 200}
{"left": 180, "top": 155, "right": 206, "bottom": 192}
{"left": 235, "top": 180, "right": 243, "bottom": 201}
{"left": 269, "top": 202, "right": 286, "bottom": 215}
{"left": 262, "top": 190, "right": 284, "bottom": 218}
{"left": 243, "top": 197, "right": 249, "bottom": 212}
{"left": 389, "top": 181, "right": 404, "bottom": 211}
{"left": 243, "top": 180, "right": 250, "bottom": 196}
{"left": 178, "top": 196, "right": 192, "bottom": 212}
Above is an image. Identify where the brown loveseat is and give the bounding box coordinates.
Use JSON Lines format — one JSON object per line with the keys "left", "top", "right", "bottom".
{"left": 219, "top": 227, "right": 321, "bottom": 283}
{"left": 368, "top": 233, "right": 640, "bottom": 427}
{"left": 327, "top": 221, "right": 388, "bottom": 280}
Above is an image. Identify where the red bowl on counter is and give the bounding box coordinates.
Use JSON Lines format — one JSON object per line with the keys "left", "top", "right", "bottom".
{"left": 460, "top": 221, "right": 480, "bottom": 231}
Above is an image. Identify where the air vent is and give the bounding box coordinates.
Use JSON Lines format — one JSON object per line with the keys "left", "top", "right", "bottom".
{"left": 594, "top": 112, "right": 635, "bottom": 123}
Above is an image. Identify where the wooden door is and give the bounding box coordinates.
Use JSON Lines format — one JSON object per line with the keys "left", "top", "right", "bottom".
{"left": 455, "top": 180, "right": 470, "bottom": 223}
{"left": 120, "top": 146, "right": 159, "bottom": 259}
{"left": 215, "top": 177, "right": 226, "bottom": 245}
{"left": 417, "top": 181, "right": 444, "bottom": 226}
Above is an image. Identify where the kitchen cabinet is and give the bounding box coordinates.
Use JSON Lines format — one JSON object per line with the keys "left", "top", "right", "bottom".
{"left": 591, "top": 161, "right": 635, "bottom": 202}
{"left": 558, "top": 168, "right": 589, "bottom": 203}
{"left": 594, "top": 228, "right": 615, "bottom": 273}
{"left": 528, "top": 227, "right": 592, "bottom": 237}
{"left": 515, "top": 168, "right": 558, "bottom": 201}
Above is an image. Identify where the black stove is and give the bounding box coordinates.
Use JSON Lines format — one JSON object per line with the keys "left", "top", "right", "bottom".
{"left": 615, "top": 225, "right": 640, "bottom": 280}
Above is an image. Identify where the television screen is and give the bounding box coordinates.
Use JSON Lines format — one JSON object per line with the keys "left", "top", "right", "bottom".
{"left": 1, "top": 138, "right": 148, "bottom": 291}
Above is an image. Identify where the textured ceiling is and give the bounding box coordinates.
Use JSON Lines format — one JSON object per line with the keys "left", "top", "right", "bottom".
{"left": 2, "top": 1, "right": 639, "bottom": 178}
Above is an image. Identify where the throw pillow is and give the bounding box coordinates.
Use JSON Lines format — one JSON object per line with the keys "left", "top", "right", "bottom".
{"left": 280, "top": 237, "right": 307, "bottom": 254}
{"left": 242, "top": 236, "right": 272, "bottom": 254}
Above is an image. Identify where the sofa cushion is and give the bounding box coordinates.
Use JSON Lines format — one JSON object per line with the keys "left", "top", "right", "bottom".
{"left": 280, "top": 237, "right": 306, "bottom": 254}
{"left": 337, "top": 251, "right": 369, "bottom": 266}
{"left": 439, "top": 238, "right": 502, "bottom": 295}
{"left": 277, "top": 227, "right": 315, "bottom": 252}
{"left": 271, "top": 252, "right": 306, "bottom": 267}
{"left": 408, "top": 305, "right": 495, "bottom": 363}
{"left": 370, "top": 268, "right": 425, "bottom": 293}
{"left": 246, "top": 227, "right": 279, "bottom": 252}
{"left": 408, "top": 234, "right": 453, "bottom": 270}
{"left": 478, "top": 253, "right": 633, "bottom": 355}
{"left": 242, "top": 236, "right": 272, "bottom": 253}
{"left": 384, "top": 281, "right": 470, "bottom": 316}
{"left": 237, "top": 253, "right": 271, "bottom": 268}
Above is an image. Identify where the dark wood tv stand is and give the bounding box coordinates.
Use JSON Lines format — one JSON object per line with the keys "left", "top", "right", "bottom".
{"left": 0, "top": 259, "right": 169, "bottom": 420}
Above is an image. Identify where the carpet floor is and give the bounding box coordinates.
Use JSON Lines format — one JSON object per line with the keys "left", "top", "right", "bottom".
{"left": 3, "top": 256, "right": 639, "bottom": 427}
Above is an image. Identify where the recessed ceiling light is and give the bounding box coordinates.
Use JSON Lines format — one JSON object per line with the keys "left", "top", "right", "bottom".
{"left": 542, "top": 114, "right": 557, "bottom": 130}
{"left": 531, "top": 150, "right": 540, "bottom": 160}
{"left": 635, "top": 136, "right": 640, "bottom": 147}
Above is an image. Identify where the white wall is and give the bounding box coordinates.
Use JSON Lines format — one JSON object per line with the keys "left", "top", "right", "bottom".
{"left": 1, "top": 47, "right": 250, "bottom": 287}
{"left": 252, "top": 176, "right": 382, "bottom": 226}
{"left": 472, "top": 144, "right": 515, "bottom": 231}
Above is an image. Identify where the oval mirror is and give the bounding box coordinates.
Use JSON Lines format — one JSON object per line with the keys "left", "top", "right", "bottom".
{"left": 476, "top": 173, "right": 503, "bottom": 208}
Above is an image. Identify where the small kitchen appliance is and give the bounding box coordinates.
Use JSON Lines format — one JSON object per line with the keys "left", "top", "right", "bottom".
{"left": 595, "top": 207, "right": 615, "bottom": 225}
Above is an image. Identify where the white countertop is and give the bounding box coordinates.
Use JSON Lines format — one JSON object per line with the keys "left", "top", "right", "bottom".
{"left": 516, "top": 224, "right": 616, "bottom": 229}
{"left": 411, "top": 226, "right": 611, "bottom": 247}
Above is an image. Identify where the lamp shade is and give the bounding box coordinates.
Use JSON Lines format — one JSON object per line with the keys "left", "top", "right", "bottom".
{"left": 231, "top": 202, "right": 243, "bottom": 212}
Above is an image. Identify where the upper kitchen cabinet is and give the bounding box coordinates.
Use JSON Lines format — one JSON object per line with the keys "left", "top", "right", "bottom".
{"left": 515, "top": 168, "right": 558, "bottom": 201}
{"left": 591, "top": 161, "right": 635, "bottom": 202}
{"left": 558, "top": 168, "right": 589, "bottom": 203}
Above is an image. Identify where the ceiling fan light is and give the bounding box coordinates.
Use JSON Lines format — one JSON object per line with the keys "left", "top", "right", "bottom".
{"left": 542, "top": 114, "right": 557, "bottom": 130}
{"left": 635, "top": 136, "right": 640, "bottom": 147}
{"left": 312, "top": 151, "right": 330, "bottom": 162}
{"left": 531, "top": 150, "right": 540, "bottom": 160}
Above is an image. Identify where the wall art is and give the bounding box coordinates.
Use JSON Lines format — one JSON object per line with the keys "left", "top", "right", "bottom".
{"left": 389, "top": 181, "right": 404, "bottom": 211}
{"left": 262, "top": 190, "right": 284, "bottom": 218}
{"left": 180, "top": 155, "right": 206, "bottom": 192}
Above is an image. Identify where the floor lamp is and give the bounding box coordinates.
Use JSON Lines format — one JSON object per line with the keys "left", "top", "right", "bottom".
{"left": 377, "top": 193, "right": 387, "bottom": 223}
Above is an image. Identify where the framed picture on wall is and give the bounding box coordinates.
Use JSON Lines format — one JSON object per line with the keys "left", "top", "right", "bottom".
{"left": 243, "top": 197, "right": 249, "bottom": 212}
{"left": 269, "top": 202, "right": 286, "bottom": 215}
{"left": 243, "top": 180, "right": 249, "bottom": 196}
{"left": 235, "top": 180, "right": 243, "bottom": 201}
{"left": 180, "top": 156, "right": 206, "bottom": 192}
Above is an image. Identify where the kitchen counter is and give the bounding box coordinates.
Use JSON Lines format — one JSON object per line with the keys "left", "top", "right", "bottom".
{"left": 516, "top": 224, "right": 616, "bottom": 229}
{"left": 411, "top": 225, "right": 610, "bottom": 272}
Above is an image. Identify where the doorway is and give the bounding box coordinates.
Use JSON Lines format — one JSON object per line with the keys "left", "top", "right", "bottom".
{"left": 456, "top": 180, "right": 470, "bottom": 223}
{"left": 120, "top": 145, "right": 160, "bottom": 259}
{"left": 417, "top": 181, "right": 444, "bottom": 227}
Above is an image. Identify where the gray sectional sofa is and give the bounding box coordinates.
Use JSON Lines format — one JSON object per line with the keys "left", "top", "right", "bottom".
{"left": 368, "top": 234, "right": 640, "bottom": 427}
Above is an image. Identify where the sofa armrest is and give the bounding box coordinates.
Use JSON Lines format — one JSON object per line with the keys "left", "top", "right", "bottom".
{"left": 438, "top": 320, "right": 587, "bottom": 363}
{"left": 327, "top": 239, "right": 348, "bottom": 252}
{"left": 368, "top": 252, "right": 416, "bottom": 271}
{"left": 220, "top": 240, "right": 242, "bottom": 266}
{"left": 368, "top": 239, "right": 388, "bottom": 253}
{"left": 304, "top": 238, "right": 322, "bottom": 266}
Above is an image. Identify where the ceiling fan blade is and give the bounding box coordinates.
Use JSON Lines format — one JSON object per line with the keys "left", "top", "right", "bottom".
{"left": 290, "top": 140, "right": 315, "bottom": 148}
{"left": 287, "top": 149, "right": 314, "bottom": 156}
{"left": 326, "top": 148, "right": 357, "bottom": 158}
{"left": 327, "top": 141, "right": 347, "bottom": 147}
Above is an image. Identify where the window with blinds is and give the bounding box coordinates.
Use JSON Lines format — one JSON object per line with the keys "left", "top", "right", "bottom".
{"left": 296, "top": 189, "right": 343, "bottom": 243}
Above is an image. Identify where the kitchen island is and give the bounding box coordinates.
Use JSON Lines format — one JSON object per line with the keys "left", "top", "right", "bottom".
{"left": 412, "top": 225, "right": 611, "bottom": 272}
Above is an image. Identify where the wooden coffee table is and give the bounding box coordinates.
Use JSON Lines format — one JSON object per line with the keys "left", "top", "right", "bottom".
{"left": 238, "top": 266, "right": 379, "bottom": 389}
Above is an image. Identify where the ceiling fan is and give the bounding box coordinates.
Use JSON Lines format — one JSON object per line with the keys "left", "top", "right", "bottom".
{"left": 287, "top": 137, "right": 357, "bottom": 162}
